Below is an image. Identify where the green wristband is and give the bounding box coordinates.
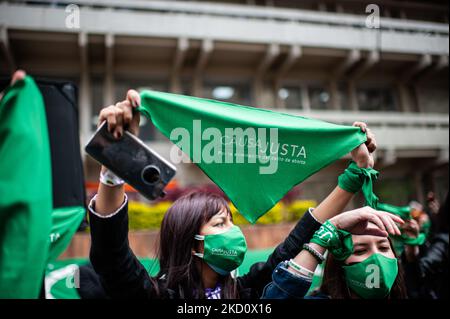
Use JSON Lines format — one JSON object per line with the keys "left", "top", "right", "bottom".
{"left": 338, "top": 161, "right": 380, "bottom": 209}
{"left": 310, "top": 220, "right": 354, "bottom": 261}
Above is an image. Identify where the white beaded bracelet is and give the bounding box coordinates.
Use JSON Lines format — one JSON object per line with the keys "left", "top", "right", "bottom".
{"left": 287, "top": 259, "right": 314, "bottom": 279}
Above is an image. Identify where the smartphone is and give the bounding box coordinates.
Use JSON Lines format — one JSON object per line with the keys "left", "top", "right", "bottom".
{"left": 85, "top": 121, "right": 177, "bottom": 200}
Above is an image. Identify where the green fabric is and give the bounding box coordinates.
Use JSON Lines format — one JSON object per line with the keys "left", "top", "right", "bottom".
{"left": 338, "top": 161, "right": 379, "bottom": 208}
{"left": 47, "top": 206, "right": 85, "bottom": 262}
{"left": 235, "top": 247, "right": 274, "bottom": 276}
{"left": 306, "top": 260, "right": 325, "bottom": 295}
{"left": 310, "top": 220, "right": 354, "bottom": 261}
{"left": 45, "top": 249, "right": 275, "bottom": 299}
{"left": 392, "top": 232, "right": 426, "bottom": 246}
{"left": 376, "top": 203, "right": 427, "bottom": 247}
{"left": 343, "top": 253, "right": 398, "bottom": 299}
{"left": 0, "top": 76, "right": 53, "bottom": 298}
{"left": 377, "top": 202, "right": 411, "bottom": 220}
{"left": 139, "top": 90, "right": 367, "bottom": 223}
{"left": 420, "top": 220, "right": 432, "bottom": 236}
{"left": 195, "top": 225, "right": 247, "bottom": 275}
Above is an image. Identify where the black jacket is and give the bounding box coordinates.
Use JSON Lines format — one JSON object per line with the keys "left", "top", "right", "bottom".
{"left": 403, "top": 232, "right": 449, "bottom": 299}
{"left": 88, "top": 200, "right": 321, "bottom": 299}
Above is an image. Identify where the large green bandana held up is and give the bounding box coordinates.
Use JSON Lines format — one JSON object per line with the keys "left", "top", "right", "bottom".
{"left": 0, "top": 76, "right": 53, "bottom": 298}
{"left": 138, "top": 91, "right": 367, "bottom": 223}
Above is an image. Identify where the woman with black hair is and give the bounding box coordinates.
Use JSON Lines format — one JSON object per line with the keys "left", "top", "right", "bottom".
{"left": 88, "top": 89, "right": 378, "bottom": 299}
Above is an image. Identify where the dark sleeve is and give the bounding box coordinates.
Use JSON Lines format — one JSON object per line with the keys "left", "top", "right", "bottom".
{"left": 418, "top": 233, "right": 449, "bottom": 278}
{"left": 261, "top": 261, "right": 312, "bottom": 299}
{"left": 237, "top": 209, "right": 321, "bottom": 297}
{"left": 88, "top": 198, "right": 158, "bottom": 299}
{"left": 402, "top": 233, "right": 449, "bottom": 298}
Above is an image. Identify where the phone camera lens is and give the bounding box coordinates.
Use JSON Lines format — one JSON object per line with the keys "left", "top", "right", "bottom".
{"left": 141, "top": 165, "right": 161, "bottom": 185}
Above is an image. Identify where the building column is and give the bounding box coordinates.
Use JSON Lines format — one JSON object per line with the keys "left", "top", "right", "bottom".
{"left": 104, "top": 33, "right": 115, "bottom": 106}
{"left": 274, "top": 45, "right": 301, "bottom": 108}
{"left": 348, "top": 80, "right": 358, "bottom": 111}
{"left": 192, "top": 39, "right": 213, "bottom": 97}
{"left": 0, "top": 26, "right": 16, "bottom": 73}
{"left": 328, "top": 80, "right": 340, "bottom": 110}
{"left": 300, "top": 85, "right": 311, "bottom": 112}
{"left": 253, "top": 43, "right": 279, "bottom": 107}
{"left": 170, "top": 37, "right": 189, "bottom": 94}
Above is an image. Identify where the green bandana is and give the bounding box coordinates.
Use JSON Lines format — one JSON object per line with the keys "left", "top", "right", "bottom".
{"left": 376, "top": 202, "right": 427, "bottom": 249}
{"left": 310, "top": 220, "right": 354, "bottom": 261}
{"left": 0, "top": 76, "right": 53, "bottom": 298}
{"left": 47, "top": 206, "right": 86, "bottom": 262}
{"left": 392, "top": 232, "right": 426, "bottom": 247}
{"left": 338, "top": 161, "right": 379, "bottom": 208}
{"left": 139, "top": 91, "right": 367, "bottom": 223}
{"left": 377, "top": 202, "right": 412, "bottom": 220}
{"left": 194, "top": 225, "right": 247, "bottom": 275}
{"left": 343, "top": 253, "right": 398, "bottom": 299}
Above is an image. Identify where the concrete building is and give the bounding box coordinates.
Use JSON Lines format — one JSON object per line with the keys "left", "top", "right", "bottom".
{"left": 1, "top": 0, "right": 448, "bottom": 207}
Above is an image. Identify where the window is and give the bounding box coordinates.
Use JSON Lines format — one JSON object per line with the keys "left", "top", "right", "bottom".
{"left": 357, "top": 88, "right": 398, "bottom": 111}
{"left": 278, "top": 86, "right": 303, "bottom": 109}
{"left": 203, "top": 83, "right": 251, "bottom": 106}
{"left": 309, "top": 87, "right": 330, "bottom": 110}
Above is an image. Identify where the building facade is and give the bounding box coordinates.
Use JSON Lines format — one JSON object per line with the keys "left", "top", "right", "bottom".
{"left": 1, "top": 0, "right": 448, "bottom": 206}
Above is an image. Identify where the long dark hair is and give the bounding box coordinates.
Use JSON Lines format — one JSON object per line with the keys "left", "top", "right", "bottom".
{"left": 317, "top": 238, "right": 408, "bottom": 299}
{"left": 155, "top": 191, "right": 239, "bottom": 299}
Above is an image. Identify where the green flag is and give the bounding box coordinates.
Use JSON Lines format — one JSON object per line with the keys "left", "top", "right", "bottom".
{"left": 47, "top": 206, "right": 85, "bottom": 263}
{"left": 139, "top": 91, "right": 366, "bottom": 223}
{"left": 0, "top": 76, "right": 53, "bottom": 298}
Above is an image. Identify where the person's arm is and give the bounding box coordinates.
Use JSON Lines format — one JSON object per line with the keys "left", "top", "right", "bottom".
{"left": 402, "top": 219, "right": 421, "bottom": 262}
{"left": 289, "top": 207, "right": 402, "bottom": 275}
{"left": 309, "top": 121, "right": 376, "bottom": 223}
{"left": 88, "top": 90, "right": 161, "bottom": 299}
{"left": 238, "top": 123, "right": 378, "bottom": 296}
{"left": 262, "top": 208, "right": 403, "bottom": 299}
{"left": 94, "top": 90, "right": 140, "bottom": 215}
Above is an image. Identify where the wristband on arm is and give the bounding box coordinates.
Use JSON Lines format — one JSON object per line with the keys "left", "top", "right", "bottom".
{"left": 338, "top": 161, "right": 380, "bottom": 209}
{"left": 310, "top": 220, "right": 354, "bottom": 261}
{"left": 99, "top": 168, "right": 125, "bottom": 187}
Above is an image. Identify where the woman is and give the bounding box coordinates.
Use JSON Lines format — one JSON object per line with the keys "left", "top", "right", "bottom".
{"left": 261, "top": 207, "right": 408, "bottom": 299}
{"left": 88, "top": 89, "right": 378, "bottom": 299}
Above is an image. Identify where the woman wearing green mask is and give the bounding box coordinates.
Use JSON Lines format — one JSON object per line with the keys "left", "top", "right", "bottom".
{"left": 87, "top": 89, "right": 378, "bottom": 299}
{"left": 262, "top": 207, "right": 408, "bottom": 299}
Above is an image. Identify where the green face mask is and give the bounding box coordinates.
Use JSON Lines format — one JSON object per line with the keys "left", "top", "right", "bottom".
{"left": 194, "top": 225, "right": 247, "bottom": 276}
{"left": 343, "top": 253, "right": 398, "bottom": 299}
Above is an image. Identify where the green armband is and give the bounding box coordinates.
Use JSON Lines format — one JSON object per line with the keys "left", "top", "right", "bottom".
{"left": 338, "top": 161, "right": 380, "bottom": 209}
{"left": 310, "top": 220, "right": 354, "bottom": 261}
